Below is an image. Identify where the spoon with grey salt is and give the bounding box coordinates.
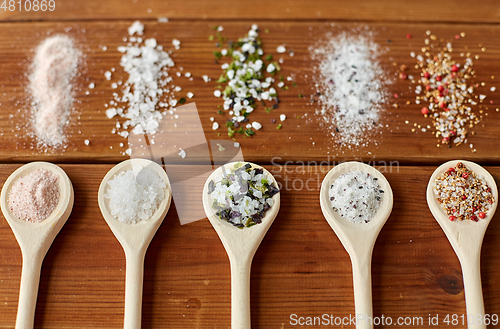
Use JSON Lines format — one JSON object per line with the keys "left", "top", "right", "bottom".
{"left": 0, "top": 162, "right": 74, "bottom": 329}
{"left": 320, "top": 161, "right": 393, "bottom": 329}
{"left": 202, "top": 162, "right": 280, "bottom": 329}
{"left": 98, "top": 159, "right": 171, "bottom": 329}
{"left": 427, "top": 160, "right": 498, "bottom": 329}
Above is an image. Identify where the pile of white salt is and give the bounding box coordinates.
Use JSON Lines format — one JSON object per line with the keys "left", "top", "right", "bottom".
{"left": 30, "top": 35, "right": 81, "bottom": 147}
{"left": 8, "top": 169, "right": 60, "bottom": 223}
{"left": 104, "top": 166, "right": 166, "bottom": 224}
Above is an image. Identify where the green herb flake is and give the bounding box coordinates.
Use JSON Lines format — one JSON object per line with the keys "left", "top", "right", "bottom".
{"left": 213, "top": 51, "right": 223, "bottom": 59}
{"left": 208, "top": 35, "right": 214, "bottom": 41}
{"left": 266, "top": 54, "right": 273, "bottom": 61}
{"left": 217, "top": 110, "right": 224, "bottom": 115}
{"left": 276, "top": 124, "right": 282, "bottom": 129}
{"left": 293, "top": 82, "right": 297, "bottom": 87}
{"left": 265, "top": 107, "right": 272, "bottom": 113}
{"left": 179, "top": 97, "right": 186, "bottom": 104}
{"left": 298, "top": 94, "right": 303, "bottom": 98}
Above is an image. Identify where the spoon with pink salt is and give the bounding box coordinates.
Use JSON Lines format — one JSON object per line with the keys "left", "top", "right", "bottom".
{"left": 0, "top": 162, "right": 74, "bottom": 329}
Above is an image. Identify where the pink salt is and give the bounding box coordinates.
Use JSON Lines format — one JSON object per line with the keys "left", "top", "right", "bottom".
{"left": 8, "top": 169, "right": 60, "bottom": 223}
{"left": 30, "top": 35, "right": 81, "bottom": 147}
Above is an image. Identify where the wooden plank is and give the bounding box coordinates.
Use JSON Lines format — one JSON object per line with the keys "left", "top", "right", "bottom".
{"left": 0, "top": 0, "right": 499, "bottom": 24}
{"left": 0, "top": 164, "right": 499, "bottom": 328}
{"left": 0, "top": 21, "right": 500, "bottom": 165}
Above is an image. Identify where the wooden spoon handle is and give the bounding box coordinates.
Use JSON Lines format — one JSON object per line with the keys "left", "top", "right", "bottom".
{"left": 351, "top": 254, "right": 373, "bottom": 329}
{"left": 230, "top": 258, "right": 252, "bottom": 329}
{"left": 124, "top": 251, "right": 145, "bottom": 329}
{"left": 15, "top": 254, "right": 43, "bottom": 329}
{"left": 461, "top": 255, "right": 486, "bottom": 329}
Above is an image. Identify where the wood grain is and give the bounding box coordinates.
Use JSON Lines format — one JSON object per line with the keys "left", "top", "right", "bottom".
{"left": 0, "top": 21, "right": 499, "bottom": 165}
{"left": 0, "top": 0, "right": 499, "bottom": 23}
{"left": 0, "top": 164, "right": 499, "bottom": 328}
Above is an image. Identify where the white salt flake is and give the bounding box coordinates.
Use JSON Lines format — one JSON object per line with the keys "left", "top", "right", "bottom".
{"left": 252, "top": 122, "right": 262, "bottom": 130}
{"left": 128, "top": 21, "right": 144, "bottom": 36}
{"left": 280, "top": 114, "right": 286, "bottom": 121}
{"left": 277, "top": 45, "right": 286, "bottom": 53}
{"left": 178, "top": 149, "right": 186, "bottom": 158}
{"left": 212, "top": 122, "right": 219, "bottom": 130}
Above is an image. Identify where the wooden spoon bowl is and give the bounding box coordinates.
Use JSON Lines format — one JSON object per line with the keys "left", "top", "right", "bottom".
{"left": 202, "top": 161, "right": 280, "bottom": 329}
{"left": 320, "top": 161, "right": 393, "bottom": 329}
{"left": 427, "top": 160, "right": 498, "bottom": 329}
{"left": 0, "top": 162, "right": 74, "bottom": 329}
{"left": 98, "top": 158, "right": 172, "bottom": 329}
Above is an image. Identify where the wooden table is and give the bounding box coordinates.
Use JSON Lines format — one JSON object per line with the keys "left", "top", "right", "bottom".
{"left": 1, "top": 1, "right": 500, "bottom": 328}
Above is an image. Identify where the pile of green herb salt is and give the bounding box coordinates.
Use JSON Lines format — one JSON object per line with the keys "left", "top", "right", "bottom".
{"left": 208, "top": 163, "right": 279, "bottom": 228}
{"left": 211, "top": 24, "right": 288, "bottom": 137}
{"left": 329, "top": 171, "right": 384, "bottom": 223}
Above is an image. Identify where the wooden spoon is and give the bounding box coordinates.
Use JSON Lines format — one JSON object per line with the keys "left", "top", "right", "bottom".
{"left": 98, "top": 159, "right": 172, "bottom": 329}
{"left": 320, "top": 161, "right": 393, "bottom": 329}
{"left": 427, "top": 160, "right": 498, "bottom": 329}
{"left": 0, "top": 162, "right": 74, "bottom": 329}
{"left": 202, "top": 162, "right": 280, "bottom": 329}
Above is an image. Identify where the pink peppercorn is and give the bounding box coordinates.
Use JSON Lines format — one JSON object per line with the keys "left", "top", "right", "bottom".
{"left": 451, "top": 65, "right": 459, "bottom": 72}
{"left": 406, "top": 34, "right": 412, "bottom": 39}
{"left": 424, "top": 72, "right": 430, "bottom": 79}
{"left": 462, "top": 195, "right": 467, "bottom": 200}
{"left": 471, "top": 215, "right": 478, "bottom": 222}
{"left": 462, "top": 172, "right": 469, "bottom": 179}
{"left": 426, "top": 85, "right": 431, "bottom": 91}
{"left": 448, "top": 167, "right": 455, "bottom": 173}
{"left": 436, "top": 75, "right": 442, "bottom": 81}
{"left": 479, "top": 212, "right": 486, "bottom": 219}
{"left": 437, "top": 85, "right": 444, "bottom": 92}
{"left": 440, "top": 102, "right": 447, "bottom": 109}
{"left": 421, "top": 107, "right": 429, "bottom": 115}
{"left": 449, "top": 215, "right": 456, "bottom": 221}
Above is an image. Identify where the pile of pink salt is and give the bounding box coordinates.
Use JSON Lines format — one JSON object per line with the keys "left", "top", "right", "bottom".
{"left": 8, "top": 169, "right": 60, "bottom": 223}
{"left": 29, "top": 35, "right": 81, "bottom": 147}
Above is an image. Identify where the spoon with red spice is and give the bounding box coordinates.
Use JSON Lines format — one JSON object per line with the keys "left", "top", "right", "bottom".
{"left": 202, "top": 162, "right": 280, "bottom": 329}
{"left": 320, "top": 161, "right": 393, "bottom": 329}
{"left": 0, "top": 162, "right": 74, "bottom": 329}
{"left": 427, "top": 160, "right": 498, "bottom": 329}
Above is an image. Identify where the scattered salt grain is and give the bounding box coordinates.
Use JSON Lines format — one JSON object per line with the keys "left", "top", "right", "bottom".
{"left": 234, "top": 142, "right": 240, "bottom": 148}
{"left": 187, "top": 92, "right": 194, "bottom": 98}
{"left": 89, "top": 82, "right": 95, "bottom": 89}
{"left": 9, "top": 169, "right": 60, "bottom": 223}
{"left": 202, "top": 75, "right": 210, "bottom": 82}
{"left": 252, "top": 122, "right": 262, "bottom": 130}
{"left": 277, "top": 45, "right": 286, "bottom": 53}
{"left": 128, "top": 21, "right": 144, "bottom": 36}
{"left": 212, "top": 122, "right": 219, "bottom": 130}
{"left": 280, "top": 114, "right": 286, "bottom": 121}
{"left": 104, "top": 166, "right": 165, "bottom": 224}
{"left": 179, "top": 149, "right": 186, "bottom": 158}
{"left": 158, "top": 17, "right": 169, "bottom": 23}
{"left": 30, "top": 35, "right": 81, "bottom": 147}
{"left": 172, "top": 39, "right": 181, "bottom": 49}
{"left": 84, "top": 139, "right": 90, "bottom": 145}
{"left": 104, "top": 71, "right": 112, "bottom": 80}
{"left": 214, "top": 90, "right": 222, "bottom": 97}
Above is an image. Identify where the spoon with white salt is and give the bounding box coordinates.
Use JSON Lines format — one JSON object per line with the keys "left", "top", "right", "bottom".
{"left": 0, "top": 162, "right": 74, "bottom": 329}
{"left": 98, "top": 159, "right": 171, "bottom": 329}
{"left": 202, "top": 162, "right": 280, "bottom": 329}
{"left": 320, "top": 161, "right": 393, "bottom": 329}
{"left": 427, "top": 160, "right": 498, "bottom": 329}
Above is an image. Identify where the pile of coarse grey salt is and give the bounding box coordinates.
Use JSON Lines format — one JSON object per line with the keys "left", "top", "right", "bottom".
{"left": 29, "top": 35, "right": 81, "bottom": 148}
{"left": 103, "top": 21, "right": 182, "bottom": 156}
{"left": 311, "top": 32, "right": 390, "bottom": 151}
